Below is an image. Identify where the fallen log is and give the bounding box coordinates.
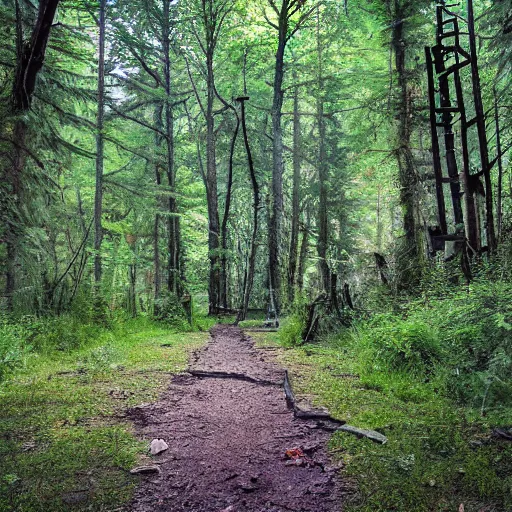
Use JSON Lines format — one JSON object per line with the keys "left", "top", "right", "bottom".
{"left": 187, "top": 369, "right": 281, "bottom": 387}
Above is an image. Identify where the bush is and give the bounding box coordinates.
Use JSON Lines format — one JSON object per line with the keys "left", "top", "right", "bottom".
{"left": 356, "top": 313, "right": 442, "bottom": 376}
{"left": 24, "top": 315, "right": 106, "bottom": 353}
{"left": 78, "top": 344, "right": 117, "bottom": 373}
{"left": 154, "top": 293, "right": 190, "bottom": 331}
{"left": 0, "top": 320, "right": 30, "bottom": 382}
{"left": 433, "top": 280, "right": 512, "bottom": 408}
{"left": 278, "top": 295, "right": 308, "bottom": 346}
{"left": 355, "top": 277, "right": 512, "bottom": 410}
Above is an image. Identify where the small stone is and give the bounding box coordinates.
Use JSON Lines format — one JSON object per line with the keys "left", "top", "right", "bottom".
{"left": 239, "top": 482, "right": 258, "bottom": 493}
{"left": 285, "top": 458, "right": 304, "bottom": 466}
{"left": 130, "top": 465, "right": 161, "bottom": 475}
{"left": 150, "top": 439, "right": 169, "bottom": 455}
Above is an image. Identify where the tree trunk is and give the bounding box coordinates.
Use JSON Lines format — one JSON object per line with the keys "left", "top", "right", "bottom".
{"left": 235, "top": 98, "right": 259, "bottom": 324}
{"left": 392, "top": 7, "right": 420, "bottom": 288}
{"left": 3, "top": 0, "right": 61, "bottom": 310}
{"left": 494, "top": 86, "right": 504, "bottom": 240}
{"left": 206, "top": 47, "right": 221, "bottom": 314}
{"left": 297, "top": 211, "right": 309, "bottom": 292}
{"left": 220, "top": 116, "right": 240, "bottom": 309}
{"left": 316, "top": 7, "right": 330, "bottom": 293}
{"left": 94, "top": 0, "right": 107, "bottom": 287}
{"left": 268, "top": 6, "right": 288, "bottom": 315}
{"left": 467, "top": 0, "right": 496, "bottom": 251}
{"left": 288, "top": 80, "right": 301, "bottom": 303}
{"left": 162, "top": 0, "right": 180, "bottom": 296}
{"left": 153, "top": 104, "right": 165, "bottom": 303}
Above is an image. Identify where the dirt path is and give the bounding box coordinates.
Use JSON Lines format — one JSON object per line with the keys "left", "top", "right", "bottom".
{"left": 129, "top": 325, "right": 342, "bottom": 512}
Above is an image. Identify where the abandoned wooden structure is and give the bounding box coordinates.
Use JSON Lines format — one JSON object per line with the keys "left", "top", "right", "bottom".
{"left": 425, "top": 0, "right": 496, "bottom": 263}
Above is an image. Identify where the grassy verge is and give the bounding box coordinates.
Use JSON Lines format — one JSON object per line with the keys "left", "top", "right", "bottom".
{"left": 250, "top": 329, "right": 512, "bottom": 512}
{"left": 0, "top": 317, "right": 208, "bottom": 511}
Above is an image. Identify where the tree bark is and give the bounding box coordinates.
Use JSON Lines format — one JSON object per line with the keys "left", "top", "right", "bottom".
{"left": 297, "top": 211, "right": 309, "bottom": 292}
{"left": 236, "top": 97, "right": 259, "bottom": 324}
{"left": 3, "top": 0, "right": 61, "bottom": 310}
{"left": 162, "top": 0, "right": 180, "bottom": 295}
{"left": 467, "top": 0, "right": 496, "bottom": 251}
{"left": 391, "top": 5, "right": 420, "bottom": 288}
{"left": 268, "top": 2, "right": 288, "bottom": 316}
{"left": 220, "top": 115, "right": 240, "bottom": 309}
{"left": 287, "top": 79, "right": 301, "bottom": 303}
{"left": 316, "top": 7, "right": 330, "bottom": 293}
{"left": 494, "top": 86, "right": 504, "bottom": 240}
{"left": 94, "top": 0, "right": 107, "bottom": 287}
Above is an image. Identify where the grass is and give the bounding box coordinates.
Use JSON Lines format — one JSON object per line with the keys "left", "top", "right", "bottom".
{"left": 0, "top": 317, "right": 208, "bottom": 511}
{"left": 250, "top": 328, "right": 512, "bottom": 512}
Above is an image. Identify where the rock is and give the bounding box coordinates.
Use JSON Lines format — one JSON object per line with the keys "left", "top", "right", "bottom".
{"left": 130, "top": 465, "right": 161, "bottom": 475}
{"left": 150, "top": 438, "right": 169, "bottom": 455}
{"left": 285, "top": 458, "right": 304, "bottom": 466}
{"left": 337, "top": 424, "right": 388, "bottom": 444}
{"left": 239, "top": 482, "right": 258, "bottom": 492}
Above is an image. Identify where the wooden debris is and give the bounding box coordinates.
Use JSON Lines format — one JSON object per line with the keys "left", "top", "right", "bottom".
{"left": 336, "top": 424, "right": 388, "bottom": 444}
{"left": 284, "top": 370, "right": 346, "bottom": 424}
{"left": 188, "top": 369, "right": 281, "bottom": 387}
{"left": 130, "top": 465, "right": 161, "bottom": 475}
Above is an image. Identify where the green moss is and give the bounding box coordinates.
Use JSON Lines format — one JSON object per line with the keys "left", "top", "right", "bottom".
{"left": 0, "top": 317, "right": 208, "bottom": 511}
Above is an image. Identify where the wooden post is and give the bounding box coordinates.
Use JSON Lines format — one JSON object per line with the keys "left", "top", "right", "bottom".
{"left": 425, "top": 46, "right": 447, "bottom": 235}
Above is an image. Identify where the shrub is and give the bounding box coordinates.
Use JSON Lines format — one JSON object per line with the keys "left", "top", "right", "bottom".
{"left": 356, "top": 313, "right": 442, "bottom": 376}
{"left": 154, "top": 293, "right": 190, "bottom": 331}
{"left": 278, "top": 295, "right": 308, "bottom": 346}
{"left": 0, "top": 318, "right": 31, "bottom": 382}
{"left": 355, "top": 278, "right": 512, "bottom": 410}
{"left": 78, "top": 344, "right": 117, "bottom": 373}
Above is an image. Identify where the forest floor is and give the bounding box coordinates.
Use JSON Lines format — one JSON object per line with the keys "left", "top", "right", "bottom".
{"left": 129, "top": 324, "right": 344, "bottom": 512}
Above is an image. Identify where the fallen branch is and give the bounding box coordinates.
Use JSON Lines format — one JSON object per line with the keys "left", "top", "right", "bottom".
{"left": 243, "top": 328, "right": 279, "bottom": 332}
{"left": 336, "top": 424, "right": 388, "bottom": 444}
{"left": 284, "top": 370, "right": 346, "bottom": 424}
{"left": 187, "top": 370, "right": 282, "bottom": 387}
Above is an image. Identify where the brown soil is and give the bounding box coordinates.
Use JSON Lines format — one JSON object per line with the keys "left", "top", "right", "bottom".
{"left": 128, "top": 325, "right": 343, "bottom": 512}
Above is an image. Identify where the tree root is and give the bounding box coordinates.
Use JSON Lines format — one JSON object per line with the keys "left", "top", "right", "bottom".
{"left": 187, "top": 369, "right": 282, "bottom": 387}
{"left": 284, "top": 370, "right": 346, "bottom": 424}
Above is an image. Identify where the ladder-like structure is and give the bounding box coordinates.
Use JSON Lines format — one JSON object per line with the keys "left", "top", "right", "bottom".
{"left": 425, "top": 0, "right": 495, "bottom": 257}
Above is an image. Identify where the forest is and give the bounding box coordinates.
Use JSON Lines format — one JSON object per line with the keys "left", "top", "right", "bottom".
{"left": 1, "top": 0, "right": 512, "bottom": 511}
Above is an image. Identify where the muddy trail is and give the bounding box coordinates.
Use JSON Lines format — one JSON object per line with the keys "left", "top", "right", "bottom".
{"left": 128, "top": 325, "right": 344, "bottom": 512}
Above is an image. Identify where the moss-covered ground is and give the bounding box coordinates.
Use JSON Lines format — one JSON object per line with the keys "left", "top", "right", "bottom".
{"left": 250, "top": 329, "right": 512, "bottom": 512}
{"left": 0, "top": 318, "right": 208, "bottom": 511}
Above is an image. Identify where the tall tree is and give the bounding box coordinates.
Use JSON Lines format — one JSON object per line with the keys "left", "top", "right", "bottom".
{"left": 316, "top": 5, "right": 330, "bottom": 293}
{"left": 3, "top": 0, "right": 61, "bottom": 310}
{"left": 264, "top": 0, "right": 316, "bottom": 314}
{"left": 187, "top": 0, "right": 233, "bottom": 314}
{"left": 94, "top": 0, "right": 107, "bottom": 288}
